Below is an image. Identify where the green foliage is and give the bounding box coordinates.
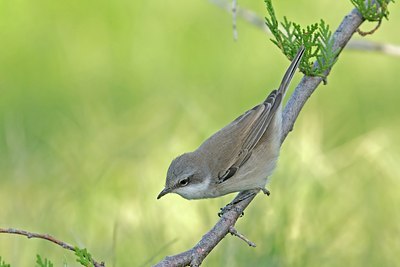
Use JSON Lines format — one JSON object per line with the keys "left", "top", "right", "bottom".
{"left": 264, "top": 0, "right": 338, "bottom": 77}
{"left": 0, "top": 257, "right": 10, "bottom": 267}
{"left": 75, "top": 247, "right": 94, "bottom": 267}
{"left": 36, "top": 255, "right": 54, "bottom": 267}
{"left": 1, "top": 247, "right": 95, "bottom": 266}
{"left": 350, "top": 0, "right": 394, "bottom": 21}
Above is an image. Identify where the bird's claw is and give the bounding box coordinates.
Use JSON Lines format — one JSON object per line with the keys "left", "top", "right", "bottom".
{"left": 218, "top": 204, "right": 244, "bottom": 217}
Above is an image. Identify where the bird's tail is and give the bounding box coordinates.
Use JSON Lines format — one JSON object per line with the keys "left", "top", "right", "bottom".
{"left": 277, "top": 46, "right": 305, "bottom": 98}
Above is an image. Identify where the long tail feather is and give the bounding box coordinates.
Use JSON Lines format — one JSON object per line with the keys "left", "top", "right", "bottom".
{"left": 277, "top": 46, "right": 305, "bottom": 98}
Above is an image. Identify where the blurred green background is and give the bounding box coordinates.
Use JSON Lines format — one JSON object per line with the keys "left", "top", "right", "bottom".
{"left": 0, "top": 0, "right": 399, "bottom": 266}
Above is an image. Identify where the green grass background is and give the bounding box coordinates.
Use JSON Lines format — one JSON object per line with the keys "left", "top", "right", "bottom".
{"left": 0, "top": 0, "right": 399, "bottom": 266}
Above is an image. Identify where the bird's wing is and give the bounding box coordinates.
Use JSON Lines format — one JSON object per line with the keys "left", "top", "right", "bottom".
{"left": 199, "top": 46, "right": 305, "bottom": 183}
{"left": 215, "top": 90, "right": 282, "bottom": 182}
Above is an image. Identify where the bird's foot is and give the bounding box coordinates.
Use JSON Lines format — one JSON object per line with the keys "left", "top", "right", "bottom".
{"left": 218, "top": 204, "right": 244, "bottom": 217}
{"left": 217, "top": 189, "right": 260, "bottom": 217}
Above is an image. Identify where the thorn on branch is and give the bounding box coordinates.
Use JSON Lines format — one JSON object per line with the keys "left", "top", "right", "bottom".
{"left": 228, "top": 226, "right": 256, "bottom": 247}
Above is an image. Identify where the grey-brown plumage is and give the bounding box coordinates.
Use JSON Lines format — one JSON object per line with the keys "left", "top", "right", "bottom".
{"left": 158, "top": 47, "right": 305, "bottom": 200}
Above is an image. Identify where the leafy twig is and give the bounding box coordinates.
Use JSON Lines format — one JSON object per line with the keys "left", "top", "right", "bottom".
{"left": 351, "top": 0, "right": 394, "bottom": 36}
{"left": 209, "top": 0, "right": 400, "bottom": 57}
{"left": 0, "top": 257, "right": 10, "bottom": 267}
{"left": 0, "top": 228, "right": 105, "bottom": 267}
{"left": 75, "top": 247, "right": 95, "bottom": 267}
{"left": 36, "top": 255, "right": 54, "bottom": 267}
{"left": 350, "top": 0, "right": 394, "bottom": 21}
{"left": 264, "top": 0, "right": 338, "bottom": 78}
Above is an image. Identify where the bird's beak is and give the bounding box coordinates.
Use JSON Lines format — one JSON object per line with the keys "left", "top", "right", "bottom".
{"left": 157, "top": 187, "right": 171, "bottom": 199}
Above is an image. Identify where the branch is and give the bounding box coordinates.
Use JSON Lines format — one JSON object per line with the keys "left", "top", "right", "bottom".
{"left": 209, "top": 0, "right": 400, "bottom": 57}
{"left": 210, "top": 0, "right": 268, "bottom": 33}
{"left": 154, "top": 192, "right": 257, "bottom": 267}
{"left": 155, "top": 6, "right": 367, "bottom": 267}
{"left": 232, "top": 0, "right": 238, "bottom": 41}
{"left": 347, "top": 39, "right": 400, "bottom": 56}
{"left": 0, "top": 227, "right": 105, "bottom": 267}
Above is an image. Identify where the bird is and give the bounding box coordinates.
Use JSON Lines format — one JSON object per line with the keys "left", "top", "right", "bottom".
{"left": 157, "top": 46, "right": 305, "bottom": 200}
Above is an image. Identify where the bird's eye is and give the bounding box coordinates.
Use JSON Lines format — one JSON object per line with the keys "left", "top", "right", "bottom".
{"left": 179, "top": 177, "right": 190, "bottom": 187}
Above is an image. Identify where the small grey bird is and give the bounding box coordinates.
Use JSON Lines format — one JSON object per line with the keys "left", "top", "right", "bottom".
{"left": 158, "top": 46, "right": 305, "bottom": 200}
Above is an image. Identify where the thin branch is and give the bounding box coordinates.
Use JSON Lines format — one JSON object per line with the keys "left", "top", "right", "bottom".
{"left": 0, "top": 227, "right": 75, "bottom": 251}
{"left": 228, "top": 226, "right": 256, "bottom": 247}
{"left": 155, "top": 6, "right": 367, "bottom": 267}
{"left": 357, "top": 19, "right": 382, "bottom": 36}
{"left": 0, "top": 227, "right": 105, "bottom": 267}
{"left": 209, "top": 0, "right": 400, "bottom": 57}
{"left": 154, "top": 192, "right": 256, "bottom": 267}
{"left": 347, "top": 39, "right": 400, "bottom": 56}
{"left": 232, "top": 0, "right": 238, "bottom": 41}
{"left": 210, "top": 0, "right": 268, "bottom": 33}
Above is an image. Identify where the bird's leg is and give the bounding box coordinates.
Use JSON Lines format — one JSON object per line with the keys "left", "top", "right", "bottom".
{"left": 218, "top": 189, "right": 259, "bottom": 217}
{"left": 231, "top": 189, "right": 260, "bottom": 204}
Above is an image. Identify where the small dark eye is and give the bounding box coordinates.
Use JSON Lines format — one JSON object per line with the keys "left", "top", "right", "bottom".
{"left": 179, "top": 177, "right": 190, "bottom": 186}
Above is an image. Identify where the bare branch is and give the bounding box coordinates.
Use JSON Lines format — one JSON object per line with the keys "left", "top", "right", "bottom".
{"left": 228, "top": 226, "right": 256, "bottom": 247}
{"left": 347, "top": 39, "right": 400, "bottom": 56}
{"left": 209, "top": 0, "right": 400, "bottom": 57}
{"left": 210, "top": 0, "right": 268, "bottom": 33}
{"left": 0, "top": 227, "right": 105, "bottom": 267}
{"left": 232, "top": 0, "right": 238, "bottom": 41}
{"left": 356, "top": 19, "right": 382, "bottom": 36}
{"left": 154, "top": 192, "right": 256, "bottom": 267}
{"left": 0, "top": 227, "right": 75, "bottom": 251}
{"left": 155, "top": 6, "right": 368, "bottom": 267}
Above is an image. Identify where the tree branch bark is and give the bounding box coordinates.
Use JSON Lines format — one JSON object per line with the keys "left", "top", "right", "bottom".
{"left": 154, "top": 6, "right": 366, "bottom": 267}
